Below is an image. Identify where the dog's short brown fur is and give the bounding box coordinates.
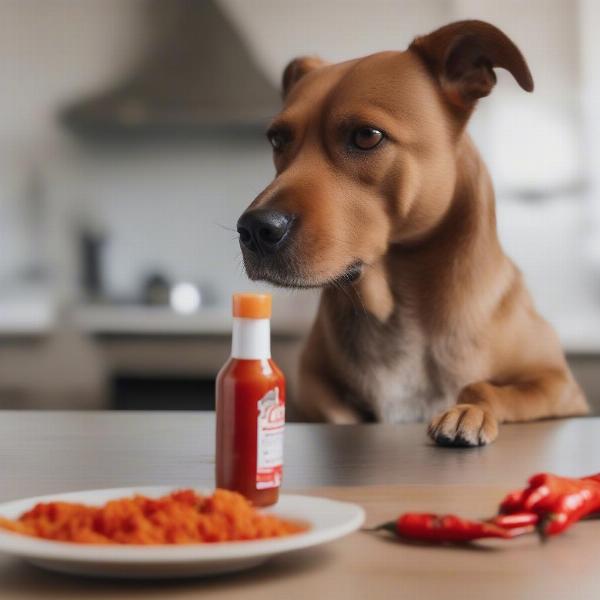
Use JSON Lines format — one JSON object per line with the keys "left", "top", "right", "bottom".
{"left": 238, "top": 20, "right": 588, "bottom": 446}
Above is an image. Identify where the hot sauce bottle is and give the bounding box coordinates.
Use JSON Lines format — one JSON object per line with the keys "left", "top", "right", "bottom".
{"left": 215, "top": 293, "right": 285, "bottom": 507}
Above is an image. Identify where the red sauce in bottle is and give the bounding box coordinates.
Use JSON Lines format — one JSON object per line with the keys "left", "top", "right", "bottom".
{"left": 215, "top": 293, "right": 285, "bottom": 507}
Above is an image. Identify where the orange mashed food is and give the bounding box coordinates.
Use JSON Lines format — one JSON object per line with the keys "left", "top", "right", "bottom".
{"left": 0, "top": 489, "right": 306, "bottom": 545}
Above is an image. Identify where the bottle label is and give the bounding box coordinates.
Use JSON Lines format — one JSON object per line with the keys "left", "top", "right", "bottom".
{"left": 256, "top": 387, "right": 284, "bottom": 489}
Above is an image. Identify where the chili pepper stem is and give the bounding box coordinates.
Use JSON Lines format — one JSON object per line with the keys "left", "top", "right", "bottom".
{"left": 535, "top": 516, "right": 552, "bottom": 543}
{"left": 363, "top": 522, "right": 397, "bottom": 535}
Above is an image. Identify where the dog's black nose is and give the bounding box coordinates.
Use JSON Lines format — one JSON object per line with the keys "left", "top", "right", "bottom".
{"left": 237, "top": 209, "right": 293, "bottom": 254}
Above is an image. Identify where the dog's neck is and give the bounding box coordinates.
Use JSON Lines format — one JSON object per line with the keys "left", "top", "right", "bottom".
{"left": 329, "top": 134, "right": 509, "bottom": 329}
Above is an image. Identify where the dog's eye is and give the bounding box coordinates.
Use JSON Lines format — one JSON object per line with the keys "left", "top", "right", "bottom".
{"left": 267, "top": 131, "right": 286, "bottom": 151}
{"left": 352, "top": 127, "right": 384, "bottom": 150}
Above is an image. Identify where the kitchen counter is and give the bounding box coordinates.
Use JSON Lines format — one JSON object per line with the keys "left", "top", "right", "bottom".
{"left": 70, "top": 302, "right": 600, "bottom": 351}
{"left": 1, "top": 411, "right": 600, "bottom": 598}
{"left": 72, "top": 303, "right": 314, "bottom": 337}
{"left": 1, "top": 294, "right": 599, "bottom": 352}
{"left": 0, "top": 288, "right": 57, "bottom": 336}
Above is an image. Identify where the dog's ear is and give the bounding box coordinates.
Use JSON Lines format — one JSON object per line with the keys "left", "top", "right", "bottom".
{"left": 282, "top": 56, "right": 326, "bottom": 98}
{"left": 409, "top": 20, "right": 533, "bottom": 111}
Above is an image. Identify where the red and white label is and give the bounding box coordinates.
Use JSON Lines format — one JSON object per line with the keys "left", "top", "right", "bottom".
{"left": 256, "top": 387, "right": 284, "bottom": 489}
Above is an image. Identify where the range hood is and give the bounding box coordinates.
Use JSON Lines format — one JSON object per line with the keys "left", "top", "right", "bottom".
{"left": 60, "top": 0, "right": 281, "bottom": 138}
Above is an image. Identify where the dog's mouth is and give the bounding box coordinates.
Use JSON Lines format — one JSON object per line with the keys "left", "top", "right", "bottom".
{"left": 242, "top": 253, "right": 364, "bottom": 289}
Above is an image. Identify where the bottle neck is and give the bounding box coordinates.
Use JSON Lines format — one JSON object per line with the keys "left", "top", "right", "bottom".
{"left": 231, "top": 317, "right": 271, "bottom": 360}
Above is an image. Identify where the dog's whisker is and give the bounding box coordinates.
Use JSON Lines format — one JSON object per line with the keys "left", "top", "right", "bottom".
{"left": 214, "top": 221, "right": 238, "bottom": 234}
{"left": 351, "top": 284, "right": 369, "bottom": 317}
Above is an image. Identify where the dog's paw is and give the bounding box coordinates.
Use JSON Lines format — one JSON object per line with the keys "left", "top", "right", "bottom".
{"left": 428, "top": 404, "right": 498, "bottom": 447}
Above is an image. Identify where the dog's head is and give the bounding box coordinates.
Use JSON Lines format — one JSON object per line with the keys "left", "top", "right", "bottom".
{"left": 238, "top": 20, "right": 533, "bottom": 288}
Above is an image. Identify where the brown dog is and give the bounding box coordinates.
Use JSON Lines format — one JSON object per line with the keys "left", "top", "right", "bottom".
{"left": 237, "top": 20, "right": 588, "bottom": 446}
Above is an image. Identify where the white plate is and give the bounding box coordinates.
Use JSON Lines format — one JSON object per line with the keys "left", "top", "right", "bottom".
{"left": 0, "top": 486, "right": 365, "bottom": 579}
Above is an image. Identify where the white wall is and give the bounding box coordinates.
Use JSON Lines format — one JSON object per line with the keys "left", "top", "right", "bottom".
{"left": 221, "top": 0, "right": 452, "bottom": 79}
{"left": 0, "top": 0, "right": 146, "bottom": 143}
{"left": 0, "top": 0, "right": 147, "bottom": 284}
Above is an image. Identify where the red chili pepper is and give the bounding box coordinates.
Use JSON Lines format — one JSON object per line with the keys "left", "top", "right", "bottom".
{"left": 375, "top": 512, "right": 522, "bottom": 543}
{"left": 489, "top": 511, "right": 539, "bottom": 529}
{"left": 499, "top": 489, "right": 527, "bottom": 515}
{"left": 498, "top": 473, "right": 600, "bottom": 537}
{"left": 371, "top": 472, "right": 600, "bottom": 546}
{"left": 582, "top": 473, "right": 600, "bottom": 485}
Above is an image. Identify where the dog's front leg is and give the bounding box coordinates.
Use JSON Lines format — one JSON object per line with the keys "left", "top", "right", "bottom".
{"left": 296, "top": 362, "right": 363, "bottom": 424}
{"left": 428, "top": 369, "right": 588, "bottom": 447}
{"left": 295, "top": 316, "right": 364, "bottom": 424}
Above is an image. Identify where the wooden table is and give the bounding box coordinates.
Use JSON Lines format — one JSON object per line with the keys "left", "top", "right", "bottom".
{"left": 0, "top": 411, "right": 599, "bottom": 599}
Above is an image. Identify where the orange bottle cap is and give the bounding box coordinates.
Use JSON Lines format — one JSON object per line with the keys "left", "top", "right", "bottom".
{"left": 232, "top": 293, "right": 272, "bottom": 319}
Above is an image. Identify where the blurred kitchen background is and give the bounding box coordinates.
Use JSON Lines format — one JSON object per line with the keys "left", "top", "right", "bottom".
{"left": 1, "top": 0, "right": 599, "bottom": 416}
